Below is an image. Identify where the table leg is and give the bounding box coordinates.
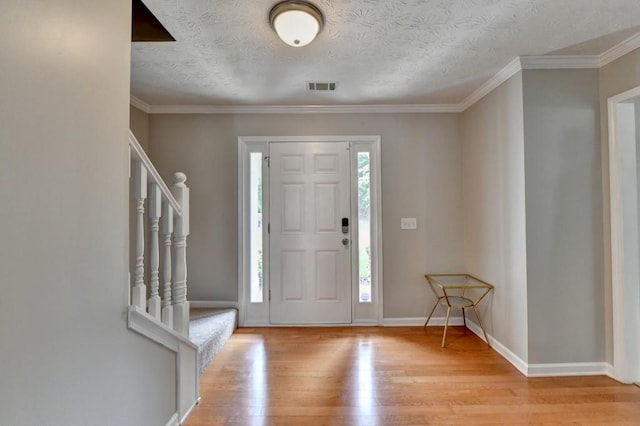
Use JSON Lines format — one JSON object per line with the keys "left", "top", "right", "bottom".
{"left": 424, "top": 300, "right": 440, "bottom": 328}
{"left": 442, "top": 306, "right": 451, "bottom": 348}
{"left": 472, "top": 305, "right": 490, "bottom": 347}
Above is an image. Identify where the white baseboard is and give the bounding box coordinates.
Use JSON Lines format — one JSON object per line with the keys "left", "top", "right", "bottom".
{"left": 166, "top": 412, "right": 179, "bottom": 426}
{"left": 190, "top": 300, "right": 239, "bottom": 309}
{"left": 464, "top": 320, "right": 529, "bottom": 376}
{"left": 352, "top": 319, "right": 380, "bottom": 326}
{"left": 464, "top": 319, "right": 610, "bottom": 378}
{"left": 242, "top": 318, "right": 461, "bottom": 327}
{"left": 244, "top": 322, "right": 374, "bottom": 327}
{"left": 242, "top": 317, "right": 459, "bottom": 327}
{"left": 606, "top": 363, "right": 616, "bottom": 379}
{"left": 242, "top": 319, "right": 379, "bottom": 327}
{"left": 240, "top": 320, "right": 271, "bottom": 327}
{"left": 180, "top": 396, "right": 201, "bottom": 425}
{"left": 527, "top": 362, "right": 610, "bottom": 377}
{"left": 382, "top": 316, "right": 464, "bottom": 327}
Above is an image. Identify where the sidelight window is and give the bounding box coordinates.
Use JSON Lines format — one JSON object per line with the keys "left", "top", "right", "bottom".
{"left": 357, "top": 152, "right": 372, "bottom": 303}
{"left": 249, "top": 152, "right": 264, "bottom": 303}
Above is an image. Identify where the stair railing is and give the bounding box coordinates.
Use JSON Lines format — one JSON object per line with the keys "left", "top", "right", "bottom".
{"left": 129, "top": 130, "right": 190, "bottom": 337}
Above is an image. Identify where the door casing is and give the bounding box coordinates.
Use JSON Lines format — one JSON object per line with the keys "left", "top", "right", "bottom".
{"left": 238, "top": 136, "right": 383, "bottom": 326}
{"left": 607, "top": 86, "right": 640, "bottom": 384}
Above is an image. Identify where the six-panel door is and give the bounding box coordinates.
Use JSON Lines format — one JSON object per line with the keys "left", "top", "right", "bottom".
{"left": 269, "top": 141, "right": 352, "bottom": 324}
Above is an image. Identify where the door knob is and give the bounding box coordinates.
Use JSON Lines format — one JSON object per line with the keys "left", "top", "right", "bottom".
{"left": 342, "top": 238, "right": 350, "bottom": 246}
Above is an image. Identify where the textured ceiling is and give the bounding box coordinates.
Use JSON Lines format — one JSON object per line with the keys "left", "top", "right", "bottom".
{"left": 131, "top": 0, "right": 640, "bottom": 106}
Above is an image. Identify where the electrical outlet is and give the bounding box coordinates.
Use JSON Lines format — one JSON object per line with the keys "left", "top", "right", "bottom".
{"left": 401, "top": 218, "right": 417, "bottom": 229}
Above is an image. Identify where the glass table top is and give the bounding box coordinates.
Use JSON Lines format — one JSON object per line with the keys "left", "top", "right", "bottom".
{"left": 425, "top": 273, "right": 493, "bottom": 289}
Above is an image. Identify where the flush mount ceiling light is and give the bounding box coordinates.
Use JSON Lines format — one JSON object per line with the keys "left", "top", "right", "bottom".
{"left": 269, "top": 1, "right": 324, "bottom": 47}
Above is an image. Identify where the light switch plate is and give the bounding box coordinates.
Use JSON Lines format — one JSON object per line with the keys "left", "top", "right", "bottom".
{"left": 401, "top": 218, "right": 417, "bottom": 229}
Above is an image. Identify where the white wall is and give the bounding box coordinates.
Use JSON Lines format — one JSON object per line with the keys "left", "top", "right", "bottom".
{"left": 461, "top": 72, "right": 529, "bottom": 362}
{"left": 599, "top": 47, "right": 640, "bottom": 364}
{"left": 522, "top": 69, "right": 603, "bottom": 364}
{"left": 148, "top": 113, "right": 464, "bottom": 318}
{"left": 0, "top": 2, "right": 176, "bottom": 425}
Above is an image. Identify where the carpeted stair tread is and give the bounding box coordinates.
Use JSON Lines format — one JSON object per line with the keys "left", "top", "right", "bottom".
{"left": 190, "top": 307, "right": 235, "bottom": 321}
{"left": 189, "top": 308, "right": 237, "bottom": 375}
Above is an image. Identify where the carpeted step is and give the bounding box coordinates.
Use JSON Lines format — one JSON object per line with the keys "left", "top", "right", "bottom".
{"left": 189, "top": 308, "right": 238, "bottom": 375}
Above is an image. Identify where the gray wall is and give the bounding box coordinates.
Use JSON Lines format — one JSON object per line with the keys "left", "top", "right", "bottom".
{"left": 0, "top": 2, "right": 176, "bottom": 425}
{"left": 637, "top": 99, "right": 640, "bottom": 248}
{"left": 130, "top": 105, "right": 150, "bottom": 151}
{"left": 599, "top": 47, "right": 640, "bottom": 363}
{"left": 129, "top": 106, "right": 151, "bottom": 280}
{"left": 140, "top": 51, "right": 640, "bottom": 367}
{"left": 522, "top": 69, "right": 603, "bottom": 364}
{"left": 461, "top": 72, "right": 529, "bottom": 362}
{"left": 637, "top": 98, "right": 640, "bottom": 334}
{"left": 148, "top": 113, "right": 464, "bottom": 318}
{"left": 636, "top": 98, "right": 640, "bottom": 144}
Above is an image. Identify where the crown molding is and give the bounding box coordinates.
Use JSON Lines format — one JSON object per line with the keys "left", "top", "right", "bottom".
{"left": 599, "top": 32, "right": 640, "bottom": 67}
{"left": 130, "top": 95, "right": 151, "bottom": 113}
{"left": 457, "top": 33, "right": 640, "bottom": 112}
{"left": 458, "top": 57, "right": 522, "bottom": 112}
{"left": 130, "top": 31, "right": 640, "bottom": 115}
{"left": 146, "top": 103, "right": 461, "bottom": 114}
{"left": 458, "top": 55, "right": 601, "bottom": 112}
{"left": 520, "top": 55, "right": 600, "bottom": 69}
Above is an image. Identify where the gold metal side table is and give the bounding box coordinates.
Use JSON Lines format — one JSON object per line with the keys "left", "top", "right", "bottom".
{"left": 424, "top": 274, "right": 494, "bottom": 348}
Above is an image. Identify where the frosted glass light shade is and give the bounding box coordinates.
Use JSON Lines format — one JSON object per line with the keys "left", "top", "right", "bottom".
{"left": 270, "top": 1, "right": 323, "bottom": 47}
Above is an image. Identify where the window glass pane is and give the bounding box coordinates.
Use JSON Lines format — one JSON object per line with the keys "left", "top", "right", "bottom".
{"left": 250, "top": 153, "right": 263, "bottom": 303}
{"left": 358, "top": 152, "right": 372, "bottom": 303}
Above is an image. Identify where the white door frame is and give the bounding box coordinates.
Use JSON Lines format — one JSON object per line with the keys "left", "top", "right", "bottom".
{"left": 607, "top": 86, "right": 640, "bottom": 383}
{"left": 237, "top": 136, "right": 383, "bottom": 326}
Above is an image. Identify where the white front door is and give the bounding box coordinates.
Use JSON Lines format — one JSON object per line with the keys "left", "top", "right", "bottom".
{"left": 269, "top": 141, "right": 352, "bottom": 324}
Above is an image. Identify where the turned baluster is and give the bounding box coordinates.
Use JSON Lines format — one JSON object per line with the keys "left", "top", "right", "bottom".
{"left": 161, "top": 200, "right": 174, "bottom": 327}
{"left": 171, "top": 172, "right": 190, "bottom": 336}
{"left": 147, "top": 183, "right": 162, "bottom": 320}
{"left": 132, "top": 160, "right": 147, "bottom": 310}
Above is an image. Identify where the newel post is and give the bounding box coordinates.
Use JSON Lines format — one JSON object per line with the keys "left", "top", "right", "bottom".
{"left": 171, "top": 172, "right": 190, "bottom": 336}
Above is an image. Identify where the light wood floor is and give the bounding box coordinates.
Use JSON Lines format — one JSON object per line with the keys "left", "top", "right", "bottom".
{"left": 185, "top": 326, "right": 640, "bottom": 425}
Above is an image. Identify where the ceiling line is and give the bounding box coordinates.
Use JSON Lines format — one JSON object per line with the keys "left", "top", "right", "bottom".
{"left": 130, "top": 31, "right": 640, "bottom": 115}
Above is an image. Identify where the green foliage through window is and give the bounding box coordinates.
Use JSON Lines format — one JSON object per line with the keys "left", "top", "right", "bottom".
{"left": 358, "top": 153, "right": 370, "bottom": 216}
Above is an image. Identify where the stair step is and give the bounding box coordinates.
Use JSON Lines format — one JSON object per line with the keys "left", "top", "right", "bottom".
{"left": 189, "top": 308, "right": 237, "bottom": 375}
{"left": 190, "top": 307, "right": 235, "bottom": 321}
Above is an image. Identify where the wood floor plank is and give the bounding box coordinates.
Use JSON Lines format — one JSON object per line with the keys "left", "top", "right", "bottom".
{"left": 185, "top": 327, "right": 640, "bottom": 425}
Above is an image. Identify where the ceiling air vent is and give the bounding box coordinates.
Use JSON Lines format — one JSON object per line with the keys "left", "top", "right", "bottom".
{"left": 307, "top": 82, "right": 337, "bottom": 91}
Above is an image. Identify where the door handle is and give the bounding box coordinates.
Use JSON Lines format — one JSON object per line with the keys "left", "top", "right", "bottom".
{"left": 342, "top": 238, "right": 350, "bottom": 246}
